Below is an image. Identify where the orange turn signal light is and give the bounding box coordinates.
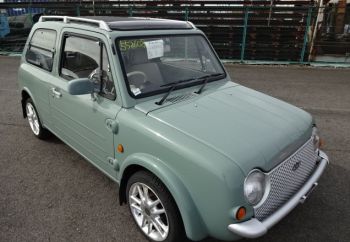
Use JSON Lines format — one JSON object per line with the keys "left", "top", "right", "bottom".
{"left": 236, "top": 206, "right": 246, "bottom": 221}
{"left": 117, "top": 144, "right": 124, "bottom": 153}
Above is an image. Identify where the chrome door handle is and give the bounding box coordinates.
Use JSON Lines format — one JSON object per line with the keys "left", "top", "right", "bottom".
{"left": 51, "top": 88, "right": 62, "bottom": 98}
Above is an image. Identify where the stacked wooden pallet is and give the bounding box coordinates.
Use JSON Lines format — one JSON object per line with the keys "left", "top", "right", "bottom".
{"left": 0, "top": 0, "right": 316, "bottom": 61}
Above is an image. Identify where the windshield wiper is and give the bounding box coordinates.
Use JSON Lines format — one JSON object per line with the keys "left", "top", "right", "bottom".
{"left": 155, "top": 78, "right": 198, "bottom": 105}
{"left": 155, "top": 73, "right": 225, "bottom": 105}
{"left": 194, "top": 73, "right": 225, "bottom": 94}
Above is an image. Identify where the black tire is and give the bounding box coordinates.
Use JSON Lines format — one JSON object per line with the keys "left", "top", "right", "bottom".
{"left": 25, "top": 98, "right": 50, "bottom": 139}
{"left": 126, "top": 171, "right": 187, "bottom": 242}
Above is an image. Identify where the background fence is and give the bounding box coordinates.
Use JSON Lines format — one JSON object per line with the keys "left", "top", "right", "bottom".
{"left": 0, "top": 0, "right": 349, "bottom": 65}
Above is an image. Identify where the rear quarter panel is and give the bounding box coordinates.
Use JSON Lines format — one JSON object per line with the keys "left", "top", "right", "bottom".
{"left": 18, "top": 23, "right": 62, "bottom": 128}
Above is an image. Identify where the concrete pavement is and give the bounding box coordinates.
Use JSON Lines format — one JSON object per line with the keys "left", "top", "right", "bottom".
{"left": 0, "top": 56, "right": 349, "bottom": 242}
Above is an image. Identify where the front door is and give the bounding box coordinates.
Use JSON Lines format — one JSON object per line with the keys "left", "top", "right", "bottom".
{"left": 48, "top": 32, "right": 120, "bottom": 179}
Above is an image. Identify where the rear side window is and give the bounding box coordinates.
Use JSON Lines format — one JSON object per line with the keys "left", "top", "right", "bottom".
{"left": 25, "top": 29, "right": 56, "bottom": 72}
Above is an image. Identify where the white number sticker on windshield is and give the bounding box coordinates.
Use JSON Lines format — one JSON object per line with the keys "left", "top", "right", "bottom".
{"left": 131, "top": 86, "right": 141, "bottom": 96}
{"left": 144, "top": 40, "right": 164, "bottom": 59}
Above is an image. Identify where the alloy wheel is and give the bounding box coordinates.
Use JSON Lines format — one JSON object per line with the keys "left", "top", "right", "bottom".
{"left": 128, "top": 182, "right": 169, "bottom": 241}
{"left": 26, "top": 102, "right": 40, "bottom": 135}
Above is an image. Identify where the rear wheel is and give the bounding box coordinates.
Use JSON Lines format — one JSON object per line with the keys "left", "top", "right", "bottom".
{"left": 25, "top": 98, "right": 50, "bottom": 139}
{"left": 126, "top": 171, "right": 186, "bottom": 242}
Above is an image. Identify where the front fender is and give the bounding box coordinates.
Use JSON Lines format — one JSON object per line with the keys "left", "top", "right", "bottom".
{"left": 119, "top": 152, "right": 208, "bottom": 241}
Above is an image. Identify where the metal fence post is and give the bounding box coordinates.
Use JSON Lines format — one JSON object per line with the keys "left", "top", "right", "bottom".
{"left": 128, "top": 5, "right": 133, "bottom": 17}
{"left": 185, "top": 6, "right": 189, "bottom": 21}
{"left": 28, "top": 0, "right": 33, "bottom": 23}
{"left": 300, "top": 6, "right": 313, "bottom": 63}
{"left": 76, "top": 5, "right": 81, "bottom": 16}
{"left": 240, "top": 7, "right": 249, "bottom": 63}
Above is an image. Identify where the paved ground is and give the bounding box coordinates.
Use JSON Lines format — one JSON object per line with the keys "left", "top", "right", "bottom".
{"left": 0, "top": 56, "right": 349, "bottom": 242}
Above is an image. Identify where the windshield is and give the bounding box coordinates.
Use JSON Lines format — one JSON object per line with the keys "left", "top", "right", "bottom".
{"left": 117, "top": 35, "right": 225, "bottom": 98}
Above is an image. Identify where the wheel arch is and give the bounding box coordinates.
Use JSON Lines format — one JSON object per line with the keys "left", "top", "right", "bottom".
{"left": 118, "top": 153, "right": 208, "bottom": 241}
{"left": 20, "top": 88, "right": 35, "bottom": 118}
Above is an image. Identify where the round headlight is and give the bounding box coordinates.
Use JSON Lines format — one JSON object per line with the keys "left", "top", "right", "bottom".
{"left": 244, "top": 170, "right": 267, "bottom": 206}
{"left": 312, "top": 126, "right": 320, "bottom": 151}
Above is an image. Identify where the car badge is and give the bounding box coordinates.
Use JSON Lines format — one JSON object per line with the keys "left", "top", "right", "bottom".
{"left": 292, "top": 160, "right": 301, "bottom": 171}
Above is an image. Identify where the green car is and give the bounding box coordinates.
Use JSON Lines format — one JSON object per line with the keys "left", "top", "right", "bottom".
{"left": 18, "top": 16, "right": 329, "bottom": 242}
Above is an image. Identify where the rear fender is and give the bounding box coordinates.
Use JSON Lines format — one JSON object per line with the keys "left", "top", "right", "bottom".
{"left": 20, "top": 87, "right": 36, "bottom": 118}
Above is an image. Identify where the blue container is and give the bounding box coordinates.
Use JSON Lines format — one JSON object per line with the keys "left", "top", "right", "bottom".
{"left": 5, "top": 0, "right": 46, "bottom": 16}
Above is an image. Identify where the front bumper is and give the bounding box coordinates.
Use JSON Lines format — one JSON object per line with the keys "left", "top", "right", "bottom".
{"left": 228, "top": 150, "right": 329, "bottom": 239}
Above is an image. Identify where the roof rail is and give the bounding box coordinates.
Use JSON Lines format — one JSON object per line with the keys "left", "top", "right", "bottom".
{"left": 186, "top": 21, "right": 196, "bottom": 29}
{"left": 39, "top": 16, "right": 111, "bottom": 32}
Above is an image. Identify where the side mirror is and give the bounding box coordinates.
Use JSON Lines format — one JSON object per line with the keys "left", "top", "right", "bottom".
{"left": 67, "top": 78, "right": 99, "bottom": 96}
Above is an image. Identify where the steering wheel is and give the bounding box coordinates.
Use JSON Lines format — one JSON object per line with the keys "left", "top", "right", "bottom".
{"left": 127, "top": 71, "right": 148, "bottom": 87}
{"left": 88, "top": 68, "right": 116, "bottom": 97}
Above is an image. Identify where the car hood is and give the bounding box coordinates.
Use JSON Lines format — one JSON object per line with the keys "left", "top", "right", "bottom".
{"left": 135, "top": 83, "right": 313, "bottom": 174}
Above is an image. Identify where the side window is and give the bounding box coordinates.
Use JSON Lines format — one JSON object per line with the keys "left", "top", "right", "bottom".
{"left": 25, "top": 29, "right": 56, "bottom": 71}
{"left": 60, "top": 35, "right": 116, "bottom": 100}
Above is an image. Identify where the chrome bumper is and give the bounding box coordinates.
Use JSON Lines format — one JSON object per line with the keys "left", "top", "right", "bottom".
{"left": 228, "top": 150, "right": 329, "bottom": 239}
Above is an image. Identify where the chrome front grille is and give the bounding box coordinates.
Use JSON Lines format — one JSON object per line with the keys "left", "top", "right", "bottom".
{"left": 254, "top": 138, "right": 318, "bottom": 221}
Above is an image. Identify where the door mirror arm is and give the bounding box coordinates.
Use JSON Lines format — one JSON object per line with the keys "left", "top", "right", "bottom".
{"left": 88, "top": 69, "right": 101, "bottom": 101}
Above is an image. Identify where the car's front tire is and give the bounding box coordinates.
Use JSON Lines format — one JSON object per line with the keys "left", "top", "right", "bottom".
{"left": 126, "top": 171, "right": 186, "bottom": 242}
{"left": 25, "top": 98, "right": 50, "bottom": 139}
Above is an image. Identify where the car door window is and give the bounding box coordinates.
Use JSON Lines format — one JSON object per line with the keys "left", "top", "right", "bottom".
{"left": 60, "top": 35, "right": 116, "bottom": 100}
{"left": 25, "top": 29, "right": 56, "bottom": 71}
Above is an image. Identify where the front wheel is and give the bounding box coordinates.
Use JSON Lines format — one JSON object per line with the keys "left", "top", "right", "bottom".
{"left": 126, "top": 171, "right": 186, "bottom": 242}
